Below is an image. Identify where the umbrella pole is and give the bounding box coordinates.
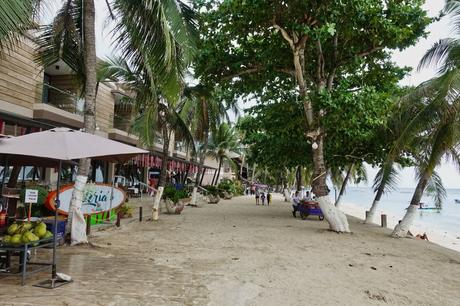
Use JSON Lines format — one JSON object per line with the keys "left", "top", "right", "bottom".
{"left": 34, "top": 160, "right": 72, "bottom": 289}
{"left": 51, "top": 160, "right": 61, "bottom": 280}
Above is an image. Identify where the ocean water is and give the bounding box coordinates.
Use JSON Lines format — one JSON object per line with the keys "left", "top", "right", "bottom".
{"left": 341, "top": 187, "right": 460, "bottom": 239}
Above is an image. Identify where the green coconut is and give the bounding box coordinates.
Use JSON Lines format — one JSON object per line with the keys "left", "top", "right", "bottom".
{"left": 2, "top": 235, "right": 11, "bottom": 243}
{"left": 10, "top": 234, "right": 22, "bottom": 245}
{"left": 43, "top": 231, "right": 53, "bottom": 239}
{"left": 34, "top": 225, "right": 47, "bottom": 238}
{"left": 22, "top": 222, "right": 33, "bottom": 231}
{"left": 7, "top": 223, "right": 18, "bottom": 235}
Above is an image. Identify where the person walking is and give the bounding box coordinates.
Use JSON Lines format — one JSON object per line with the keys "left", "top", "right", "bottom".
{"left": 255, "top": 188, "right": 260, "bottom": 205}
{"left": 261, "top": 191, "right": 266, "bottom": 205}
{"left": 267, "top": 192, "right": 272, "bottom": 205}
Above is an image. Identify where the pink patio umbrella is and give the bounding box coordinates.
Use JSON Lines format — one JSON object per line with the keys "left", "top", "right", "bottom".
{"left": 0, "top": 127, "right": 148, "bottom": 288}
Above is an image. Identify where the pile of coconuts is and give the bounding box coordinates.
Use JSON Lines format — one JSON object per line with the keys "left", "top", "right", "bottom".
{"left": 2, "top": 221, "right": 53, "bottom": 246}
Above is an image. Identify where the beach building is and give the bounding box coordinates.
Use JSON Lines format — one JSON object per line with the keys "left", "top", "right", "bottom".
{"left": 0, "top": 36, "right": 236, "bottom": 188}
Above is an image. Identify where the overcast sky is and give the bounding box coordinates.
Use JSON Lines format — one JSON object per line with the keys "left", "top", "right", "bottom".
{"left": 49, "top": 0, "right": 456, "bottom": 188}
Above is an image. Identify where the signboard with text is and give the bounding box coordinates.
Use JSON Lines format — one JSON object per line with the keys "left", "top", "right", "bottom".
{"left": 25, "top": 189, "right": 38, "bottom": 203}
{"left": 46, "top": 184, "right": 126, "bottom": 215}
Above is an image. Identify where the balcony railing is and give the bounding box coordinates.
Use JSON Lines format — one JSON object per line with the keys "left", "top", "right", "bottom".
{"left": 42, "top": 83, "right": 84, "bottom": 116}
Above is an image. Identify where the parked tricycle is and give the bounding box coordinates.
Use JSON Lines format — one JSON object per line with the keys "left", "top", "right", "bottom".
{"left": 294, "top": 200, "right": 324, "bottom": 220}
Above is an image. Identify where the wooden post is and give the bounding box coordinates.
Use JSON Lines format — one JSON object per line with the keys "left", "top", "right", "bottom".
{"left": 139, "top": 206, "right": 143, "bottom": 222}
{"left": 365, "top": 210, "right": 369, "bottom": 220}
{"left": 116, "top": 212, "right": 121, "bottom": 227}
{"left": 86, "top": 215, "right": 91, "bottom": 235}
{"left": 381, "top": 214, "right": 387, "bottom": 228}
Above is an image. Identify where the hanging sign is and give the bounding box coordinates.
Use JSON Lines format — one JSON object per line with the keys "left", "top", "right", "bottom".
{"left": 46, "top": 183, "right": 126, "bottom": 215}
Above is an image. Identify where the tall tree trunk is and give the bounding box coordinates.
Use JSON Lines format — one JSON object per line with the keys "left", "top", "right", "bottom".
{"left": 365, "top": 183, "right": 385, "bottom": 224}
{"left": 66, "top": 0, "right": 97, "bottom": 244}
{"left": 214, "top": 156, "right": 223, "bottom": 186}
{"left": 296, "top": 165, "right": 302, "bottom": 192}
{"left": 158, "top": 127, "right": 170, "bottom": 188}
{"left": 391, "top": 173, "right": 429, "bottom": 238}
{"left": 191, "top": 135, "right": 207, "bottom": 206}
{"left": 240, "top": 153, "right": 245, "bottom": 179}
{"left": 283, "top": 173, "right": 290, "bottom": 202}
{"left": 251, "top": 163, "right": 256, "bottom": 182}
{"left": 195, "top": 132, "right": 208, "bottom": 186}
{"left": 153, "top": 126, "right": 170, "bottom": 220}
{"left": 273, "top": 22, "right": 349, "bottom": 232}
{"left": 335, "top": 164, "right": 353, "bottom": 208}
{"left": 311, "top": 137, "right": 350, "bottom": 232}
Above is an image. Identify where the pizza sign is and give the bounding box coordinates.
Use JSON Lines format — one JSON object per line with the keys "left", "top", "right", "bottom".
{"left": 46, "top": 183, "right": 126, "bottom": 215}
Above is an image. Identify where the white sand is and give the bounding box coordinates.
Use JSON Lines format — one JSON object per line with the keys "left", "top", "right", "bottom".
{"left": 2, "top": 194, "right": 460, "bottom": 305}
{"left": 341, "top": 201, "right": 460, "bottom": 252}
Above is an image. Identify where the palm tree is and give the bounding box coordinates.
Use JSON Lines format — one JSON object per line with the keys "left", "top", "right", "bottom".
{"left": 365, "top": 98, "right": 423, "bottom": 223}
{"left": 22, "top": 0, "right": 196, "bottom": 237}
{"left": 392, "top": 115, "right": 459, "bottom": 237}
{"left": 206, "top": 123, "right": 239, "bottom": 186}
{"left": 181, "top": 85, "right": 228, "bottom": 185}
{"left": 389, "top": 1, "right": 460, "bottom": 236}
{"left": 333, "top": 162, "right": 367, "bottom": 208}
{"left": 99, "top": 57, "right": 195, "bottom": 220}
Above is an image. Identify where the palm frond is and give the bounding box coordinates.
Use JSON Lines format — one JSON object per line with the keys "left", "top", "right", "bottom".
{"left": 34, "top": 0, "right": 84, "bottom": 85}
{"left": 425, "top": 171, "right": 446, "bottom": 209}
{"left": 373, "top": 160, "right": 399, "bottom": 194}
{"left": 0, "top": 0, "right": 39, "bottom": 51}
{"left": 110, "top": 0, "right": 197, "bottom": 102}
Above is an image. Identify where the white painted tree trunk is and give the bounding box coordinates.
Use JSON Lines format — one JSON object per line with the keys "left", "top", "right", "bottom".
{"left": 70, "top": 175, "right": 88, "bottom": 245}
{"left": 335, "top": 195, "right": 343, "bottom": 209}
{"left": 391, "top": 204, "right": 418, "bottom": 238}
{"left": 316, "top": 196, "right": 350, "bottom": 233}
{"left": 190, "top": 187, "right": 198, "bottom": 205}
{"left": 152, "top": 186, "right": 164, "bottom": 221}
{"left": 365, "top": 200, "right": 380, "bottom": 224}
{"left": 283, "top": 188, "right": 291, "bottom": 202}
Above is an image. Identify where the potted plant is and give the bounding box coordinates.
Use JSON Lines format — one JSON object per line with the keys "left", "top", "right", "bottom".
{"left": 204, "top": 185, "right": 220, "bottom": 204}
{"left": 162, "top": 186, "right": 189, "bottom": 214}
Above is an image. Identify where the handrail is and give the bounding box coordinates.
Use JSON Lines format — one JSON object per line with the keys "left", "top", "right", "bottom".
{"left": 196, "top": 185, "right": 208, "bottom": 193}
{"left": 137, "top": 181, "right": 157, "bottom": 194}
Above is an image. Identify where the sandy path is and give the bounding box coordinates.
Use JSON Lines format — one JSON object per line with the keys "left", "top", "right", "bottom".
{"left": 1, "top": 194, "right": 460, "bottom": 305}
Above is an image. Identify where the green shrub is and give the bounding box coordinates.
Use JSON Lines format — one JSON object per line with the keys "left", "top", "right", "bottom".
{"left": 163, "top": 186, "right": 189, "bottom": 203}
{"left": 116, "top": 204, "right": 133, "bottom": 218}
{"left": 217, "top": 179, "right": 244, "bottom": 195}
{"left": 204, "top": 185, "right": 220, "bottom": 196}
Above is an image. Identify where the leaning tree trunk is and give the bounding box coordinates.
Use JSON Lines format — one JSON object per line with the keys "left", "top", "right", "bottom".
{"left": 66, "top": 0, "right": 97, "bottom": 244}
{"left": 214, "top": 156, "right": 223, "bottom": 186}
{"left": 191, "top": 132, "right": 208, "bottom": 205}
{"left": 365, "top": 183, "right": 385, "bottom": 224}
{"left": 152, "top": 126, "right": 170, "bottom": 221}
{"left": 239, "top": 153, "right": 245, "bottom": 179}
{"left": 335, "top": 164, "right": 353, "bottom": 208}
{"left": 311, "top": 137, "right": 350, "bottom": 232}
{"left": 391, "top": 173, "right": 429, "bottom": 238}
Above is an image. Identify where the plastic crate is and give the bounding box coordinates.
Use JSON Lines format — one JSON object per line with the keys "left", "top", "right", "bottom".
{"left": 43, "top": 216, "right": 67, "bottom": 245}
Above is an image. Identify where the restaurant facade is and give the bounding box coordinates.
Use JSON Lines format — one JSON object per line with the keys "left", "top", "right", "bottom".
{"left": 0, "top": 35, "right": 234, "bottom": 188}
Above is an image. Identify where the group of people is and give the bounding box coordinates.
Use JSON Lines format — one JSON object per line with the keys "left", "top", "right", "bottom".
{"left": 254, "top": 189, "right": 272, "bottom": 205}
{"left": 291, "top": 190, "right": 315, "bottom": 217}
